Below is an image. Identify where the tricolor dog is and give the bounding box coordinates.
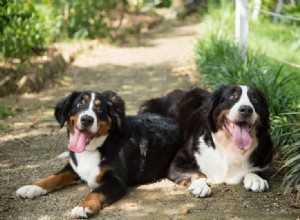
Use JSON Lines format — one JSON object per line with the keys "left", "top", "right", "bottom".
{"left": 139, "top": 85, "right": 274, "bottom": 197}
{"left": 16, "top": 90, "right": 181, "bottom": 218}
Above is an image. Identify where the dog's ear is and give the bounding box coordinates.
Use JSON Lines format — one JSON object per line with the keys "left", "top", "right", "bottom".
{"left": 102, "top": 90, "right": 125, "bottom": 131}
{"left": 54, "top": 91, "right": 81, "bottom": 128}
{"left": 208, "top": 85, "right": 228, "bottom": 132}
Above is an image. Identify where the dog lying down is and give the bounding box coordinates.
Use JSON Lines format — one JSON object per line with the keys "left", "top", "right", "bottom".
{"left": 139, "top": 85, "right": 274, "bottom": 197}
{"left": 16, "top": 90, "right": 182, "bottom": 218}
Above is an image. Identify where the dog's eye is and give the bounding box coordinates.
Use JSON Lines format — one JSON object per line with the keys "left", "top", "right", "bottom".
{"left": 77, "top": 102, "right": 83, "bottom": 108}
{"left": 251, "top": 97, "right": 258, "bottom": 103}
{"left": 229, "top": 91, "right": 239, "bottom": 100}
{"left": 229, "top": 94, "right": 237, "bottom": 100}
{"left": 95, "top": 106, "right": 102, "bottom": 113}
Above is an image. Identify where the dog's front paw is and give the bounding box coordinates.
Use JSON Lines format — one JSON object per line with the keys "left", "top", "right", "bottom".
{"left": 16, "top": 185, "right": 47, "bottom": 199}
{"left": 243, "top": 173, "right": 269, "bottom": 192}
{"left": 71, "top": 193, "right": 102, "bottom": 218}
{"left": 188, "top": 178, "right": 211, "bottom": 198}
{"left": 71, "top": 206, "right": 93, "bottom": 219}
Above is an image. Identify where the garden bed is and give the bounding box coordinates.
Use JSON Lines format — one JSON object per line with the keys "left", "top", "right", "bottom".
{"left": 0, "top": 11, "right": 163, "bottom": 97}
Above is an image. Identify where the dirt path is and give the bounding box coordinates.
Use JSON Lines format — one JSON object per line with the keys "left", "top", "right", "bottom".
{"left": 0, "top": 20, "right": 298, "bottom": 220}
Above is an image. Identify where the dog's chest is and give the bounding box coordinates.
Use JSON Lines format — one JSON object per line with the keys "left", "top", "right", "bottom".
{"left": 70, "top": 151, "right": 101, "bottom": 189}
{"left": 194, "top": 136, "right": 251, "bottom": 185}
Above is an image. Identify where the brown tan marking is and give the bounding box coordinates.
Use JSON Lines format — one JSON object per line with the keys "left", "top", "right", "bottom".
{"left": 67, "top": 113, "right": 80, "bottom": 134}
{"left": 212, "top": 130, "right": 233, "bottom": 150}
{"left": 95, "top": 117, "right": 112, "bottom": 138}
{"left": 78, "top": 192, "right": 105, "bottom": 215}
{"left": 216, "top": 109, "right": 230, "bottom": 131}
{"left": 74, "top": 167, "right": 109, "bottom": 215}
{"left": 83, "top": 94, "right": 89, "bottom": 101}
{"left": 95, "top": 167, "right": 110, "bottom": 183}
{"left": 34, "top": 171, "right": 78, "bottom": 191}
{"left": 178, "top": 173, "right": 207, "bottom": 187}
{"left": 95, "top": 99, "right": 101, "bottom": 106}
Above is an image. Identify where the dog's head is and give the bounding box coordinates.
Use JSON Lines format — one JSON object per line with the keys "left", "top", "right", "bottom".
{"left": 208, "top": 85, "right": 269, "bottom": 151}
{"left": 55, "top": 90, "right": 125, "bottom": 153}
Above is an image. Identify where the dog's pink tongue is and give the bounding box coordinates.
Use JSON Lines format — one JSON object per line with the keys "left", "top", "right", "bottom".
{"left": 68, "top": 127, "right": 87, "bottom": 153}
{"left": 232, "top": 125, "right": 252, "bottom": 150}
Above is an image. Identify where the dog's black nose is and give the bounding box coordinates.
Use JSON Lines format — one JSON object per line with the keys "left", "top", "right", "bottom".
{"left": 80, "top": 115, "right": 94, "bottom": 127}
{"left": 239, "top": 105, "right": 253, "bottom": 117}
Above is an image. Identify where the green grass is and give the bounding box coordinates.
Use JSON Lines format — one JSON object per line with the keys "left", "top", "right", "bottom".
{"left": 250, "top": 20, "right": 300, "bottom": 67}
{"left": 0, "top": 107, "right": 14, "bottom": 118}
{"left": 281, "top": 119, "right": 300, "bottom": 201}
{"left": 0, "top": 120, "right": 6, "bottom": 132}
{"left": 199, "top": 2, "right": 300, "bottom": 72}
{"left": 0, "top": 107, "right": 14, "bottom": 132}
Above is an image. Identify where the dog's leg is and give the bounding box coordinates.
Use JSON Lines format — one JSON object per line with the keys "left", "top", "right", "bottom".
{"left": 71, "top": 169, "right": 127, "bottom": 218}
{"left": 168, "top": 153, "right": 211, "bottom": 198}
{"left": 16, "top": 164, "right": 80, "bottom": 199}
{"left": 169, "top": 169, "right": 211, "bottom": 198}
{"left": 243, "top": 172, "right": 269, "bottom": 192}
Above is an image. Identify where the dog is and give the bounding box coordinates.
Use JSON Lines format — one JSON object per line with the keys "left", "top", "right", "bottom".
{"left": 139, "top": 85, "right": 274, "bottom": 197}
{"left": 16, "top": 90, "right": 181, "bottom": 218}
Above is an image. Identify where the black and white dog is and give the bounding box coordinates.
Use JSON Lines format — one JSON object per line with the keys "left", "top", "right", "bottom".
{"left": 139, "top": 85, "right": 274, "bottom": 197}
{"left": 16, "top": 90, "right": 181, "bottom": 218}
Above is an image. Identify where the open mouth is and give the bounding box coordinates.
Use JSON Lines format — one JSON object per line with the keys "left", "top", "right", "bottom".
{"left": 222, "top": 116, "right": 255, "bottom": 151}
{"left": 68, "top": 126, "right": 94, "bottom": 153}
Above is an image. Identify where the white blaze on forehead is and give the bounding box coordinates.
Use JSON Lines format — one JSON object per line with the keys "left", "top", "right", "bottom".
{"left": 238, "top": 86, "right": 253, "bottom": 107}
{"left": 89, "top": 92, "right": 95, "bottom": 111}
{"left": 77, "top": 92, "right": 98, "bottom": 133}
{"left": 228, "top": 86, "right": 257, "bottom": 123}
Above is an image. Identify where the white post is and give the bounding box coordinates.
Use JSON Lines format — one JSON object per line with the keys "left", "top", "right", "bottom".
{"left": 252, "top": 0, "right": 261, "bottom": 21}
{"left": 273, "top": 0, "right": 283, "bottom": 23}
{"left": 290, "top": 0, "right": 296, "bottom": 6}
{"left": 235, "top": 0, "right": 249, "bottom": 58}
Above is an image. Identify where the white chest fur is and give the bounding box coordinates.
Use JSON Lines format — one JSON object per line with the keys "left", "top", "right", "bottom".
{"left": 194, "top": 135, "right": 254, "bottom": 185}
{"left": 70, "top": 150, "right": 101, "bottom": 189}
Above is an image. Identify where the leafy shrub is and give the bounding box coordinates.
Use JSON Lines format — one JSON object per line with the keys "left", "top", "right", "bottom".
{"left": 0, "top": 0, "right": 47, "bottom": 59}
{"left": 144, "top": 0, "right": 172, "bottom": 8}
{"left": 0, "top": 107, "right": 14, "bottom": 118}
{"left": 52, "top": 0, "right": 123, "bottom": 39}
{"left": 281, "top": 120, "right": 300, "bottom": 201}
{"left": 0, "top": 107, "right": 14, "bottom": 132}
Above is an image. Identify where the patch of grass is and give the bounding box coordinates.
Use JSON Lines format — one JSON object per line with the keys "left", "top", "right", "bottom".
{"left": 0, "top": 107, "right": 14, "bottom": 118}
{"left": 199, "top": 1, "right": 300, "bottom": 71}
{"left": 0, "top": 107, "right": 13, "bottom": 132}
{"left": 0, "top": 120, "right": 6, "bottom": 132}
{"left": 281, "top": 117, "right": 300, "bottom": 201}
{"left": 250, "top": 20, "right": 300, "bottom": 66}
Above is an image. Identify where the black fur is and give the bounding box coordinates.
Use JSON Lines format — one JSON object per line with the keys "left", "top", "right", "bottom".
{"left": 57, "top": 90, "right": 182, "bottom": 192}
{"left": 55, "top": 91, "right": 81, "bottom": 128}
{"left": 139, "top": 85, "right": 274, "bottom": 191}
{"left": 18, "top": 90, "right": 181, "bottom": 218}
